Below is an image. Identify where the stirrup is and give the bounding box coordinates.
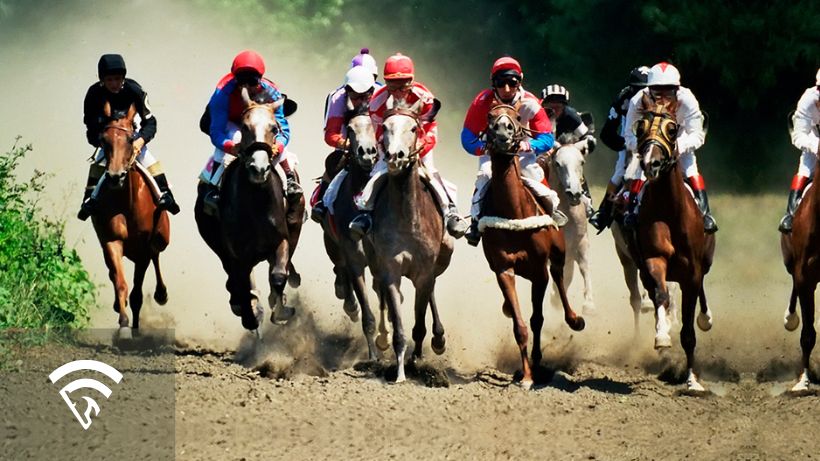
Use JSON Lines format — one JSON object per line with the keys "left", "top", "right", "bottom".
{"left": 286, "top": 178, "right": 303, "bottom": 197}
{"left": 552, "top": 210, "right": 569, "bottom": 227}
{"left": 446, "top": 214, "right": 469, "bottom": 239}
{"left": 348, "top": 213, "right": 371, "bottom": 241}
{"left": 158, "top": 192, "right": 180, "bottom": 215}
{"left": 779, "top": 214, "right": 793, "bottom": 234}
{"left": 704, "top": 215, "right": 718, "bottom": 234}
{"left": 311, "top": 202, "right": 327, "bottom": 223}
{"left": 465, "top": 221, "right": 481, "bottom": 247}
{"left": 77, "top": 198, "right": 98, "bottom": 221}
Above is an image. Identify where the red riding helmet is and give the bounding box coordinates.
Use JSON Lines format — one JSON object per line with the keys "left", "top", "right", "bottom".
{"left": 231, "top": 50, "right": 266, "bottom": 76}
{"left": 383, "top": 53, "right": 414, "bottom": 80}
{"left": 491, "top": 57, "right": 523, "bottom": 79}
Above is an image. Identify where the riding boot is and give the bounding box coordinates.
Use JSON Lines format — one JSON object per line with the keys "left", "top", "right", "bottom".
{"left": 532, "top": 193, "right": 568, "bottom": 227}
{"left": 153, "top": 174, "right": 181, "bottom": 215}
{"left": 589, "top": 181, "right": 619, "bottom": 233}
{"left": 687, "top": 175, "right": 718, "bottom": 234}
{"left": 779, "top": 175, "right": 809, "bottom": 234}
{"left": 279, "top": 157, "right": 303, "bottom": 199}
{"left": 465, "top": 219, "right": 481, "bottom": 247}
{"left": 311, "top": 179, "right": 330, "bottom": 223}
{"left": 445, "top": 202, "right": 470, "bottom": 239}
{"left": 622, "top": 179, "right": 644, "bottom": 230}
{"left": 348, "top": 211, "right": 372, "bottom": 241}
{"left": 77, "top": 165, "right": 105, "bottom": 221}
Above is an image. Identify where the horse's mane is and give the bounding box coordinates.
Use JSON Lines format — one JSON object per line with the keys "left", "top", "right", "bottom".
{"left": 556, "top": 132, "right": 579, "bottom": 146}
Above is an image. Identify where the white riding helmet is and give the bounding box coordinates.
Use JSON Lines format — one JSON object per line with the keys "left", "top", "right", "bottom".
{"left": 351, "top": 48, "right": 379, "bottom": 77}
{"left": 344, "top": 65, "right": 376, "bottom": 94}
{"left": 816, "top": 67, "right": 820, "bottom": 86}
{"left": 648, "top": 62, "right": 681, "bottom": 86}
{"left": 542, "top": 84, "right": 570, "bottom": 104}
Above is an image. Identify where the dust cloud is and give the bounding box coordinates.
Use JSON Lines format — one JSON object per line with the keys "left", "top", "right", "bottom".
{"left": 0, "top": 0, "right": 805, "bottom": 380}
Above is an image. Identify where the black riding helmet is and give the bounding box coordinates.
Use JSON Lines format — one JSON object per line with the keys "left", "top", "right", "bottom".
{"left": 628, "top": 66, "right": 650, "bottom": 88}
{"left": 98, "top": 54, "right": 127, "bottom": 79}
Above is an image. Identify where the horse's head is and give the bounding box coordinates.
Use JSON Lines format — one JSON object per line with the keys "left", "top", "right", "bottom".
{"left": 237, "top": 87, "right": 284, "bottom": 184}
{"left": 382, "top": 98, "right": 423, "bottom": 174}
{"left": 486, "top": 104, "right": 523, "bottom": 156}
{"left": 635, "top": 92, "right": 679, "bottom": 180}
{"left": 345, "top": 101, "right": 378, "bottom": 170}
{"left": 553, "top": 133, "right": 587, "bottom": 206}
{"left": 101, "top": 102, "right": 137, "bottom": 189}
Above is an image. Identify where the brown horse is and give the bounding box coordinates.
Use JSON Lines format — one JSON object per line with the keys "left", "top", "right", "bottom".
{"left": 194, "top": 88, "right": 305, "bottom": 331}
{"left": 629, "top": 94, "right": 715, "bottom": 391}
{"left": 781, "top": 160, "right": 820, "bottom": 391}
{"left": 319, "top": 104, "right": 385, "bottom": 360}
{"left": 364, "top": 102, "right": 453, "bottom": 383}
{"left": 480, "top": 104, "right": 585, "bottom": 389}
{"left": 91, "top": 102, "right": 170, "bottom": 334}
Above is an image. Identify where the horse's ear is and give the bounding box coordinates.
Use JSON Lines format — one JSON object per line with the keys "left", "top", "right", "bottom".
{"left": 345, "top": 96, "right": 355, "bottom": 112}
{"left": 641, "top": 91, "right": 653, "bottom": 111}
{"left": 126, "top": 104, "right": 137, "bottom": 122}
{"left": 103, "top": 101, "right": 112, "bottom": 118}
{"left": 241, "top": 86, "right": 252, "bottom": 106}
{"left": 386, "top": 94, "right": 395, "bottom": 110}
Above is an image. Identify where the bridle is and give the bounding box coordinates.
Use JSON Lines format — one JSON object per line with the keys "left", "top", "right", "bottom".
{"left": 636, "top": 109, "right": 679, "bottom": 173}
{"left": 383, "top": 107, "right": 424, "bottom": 161}
{"left": 102, "top": 123, "right": 137, "bottom": 170}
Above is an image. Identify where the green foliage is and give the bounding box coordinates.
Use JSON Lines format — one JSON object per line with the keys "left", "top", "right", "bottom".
{"left": 0, "top": 138, "right": 96, "bottom": 330}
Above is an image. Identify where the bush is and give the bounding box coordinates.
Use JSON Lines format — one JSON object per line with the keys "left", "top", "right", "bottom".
{"left": 0, "top": 138, "right": 96, "bottom": 329}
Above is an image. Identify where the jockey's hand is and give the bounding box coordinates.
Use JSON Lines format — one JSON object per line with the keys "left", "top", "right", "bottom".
{"left": 132, "top": 137, "right": 145, "bottom": 154}
{"left": 517, "top": 140, "right": 532, "bottom": 153}
{"left": 336, "top": 138, "right": 350, "bottom": 151}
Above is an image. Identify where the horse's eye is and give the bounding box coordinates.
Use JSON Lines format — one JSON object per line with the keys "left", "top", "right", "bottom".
{"left": 410, "top": 126, "right": 417, "bottom": 133}
{"left": 664, "top": 123, "right": 678, "bottom": 139}
{"left": 634, "top": 120, "right": 648, "bottom": 138}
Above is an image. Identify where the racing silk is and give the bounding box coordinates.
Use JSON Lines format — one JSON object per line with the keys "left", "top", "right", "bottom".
{"left": 369, "top": 82, "right": 437, "bottom": 158}
{"left": 624, "top": 86, "right": 705, "bottom": 155}
{"left": 207, "top": 73, "right": 290, "bottom": 152}
{"left": 552, "top": 105, "right": 590, "bottom": 139}
{"left": 83, "top": 78, "right": 156, "bottom": 147}
{"left": 791, "top": 86, "right": 820, "bottom": 154}
{"left": 323, "top": 87, "right": 349, "bottom": 148}
{"left": 461, "top": 87, "right": 553, "bottom": 156}
{"left": 600, "top": 86, "right": 634, "bottom": 152}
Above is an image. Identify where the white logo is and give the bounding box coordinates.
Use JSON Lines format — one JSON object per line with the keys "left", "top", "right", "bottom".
{"left": 48, "top": 360, "right": 123, "bottom": 430}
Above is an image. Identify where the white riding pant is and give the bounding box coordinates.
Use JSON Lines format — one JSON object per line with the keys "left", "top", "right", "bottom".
{"left": 470, "top": 153, "right": 559, "bottom": 219}
{"left": 795, "top": 150, "right": 817, "bottom": 178}
{"left": 354, "top": 150, "right": 457, "bottom": 213}
{"left": 94, "top": 145, "right": 157, "bottom": 170}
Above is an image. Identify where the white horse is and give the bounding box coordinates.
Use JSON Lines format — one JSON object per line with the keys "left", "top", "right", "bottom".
{"left": 548, "top": 134, "right": 595, "bottom": 315}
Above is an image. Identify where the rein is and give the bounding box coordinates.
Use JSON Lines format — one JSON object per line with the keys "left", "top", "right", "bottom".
{"left": 103, "top": 124, "right": 138, "bottom": 170}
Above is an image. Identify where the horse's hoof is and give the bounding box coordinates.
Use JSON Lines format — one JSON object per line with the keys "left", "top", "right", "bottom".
{"left": 271, "top": 306, "right": 296, "bottom": 325}
{"left": 431, "top": 336, "right": 446, "bottom": 355}
{"left": 697, "top": 311, "right": 713, "bottom": 331}
{"left": 654, "top": 334, "right": 672, "bottom": 349}
{"left": 241, "top": 314, "right": 260, "bottom": 331}
{"left": 154, "top": 287, "right": 168, "bottom": 306}
{"left": 230, "top": 304, "right": 243, "bottom": 317}
{"left": 287, "top": 271, "right": 301, "bottom": 288}
{"left": 343, "top": 298, "right": 360, "bottom": 322}
{"left": 117, "top": 327, "right": 132, "bottom": 340}
{"left": 566, "top": 316, "right": 585, "bottom": 332}
{"left": 334, "top": 274, "right": 346, "bottom": 300}
{"left": 375, "top": 334, "right": 390, "bottom": 351}
{"left": 784, "top": 312, "right": 800, "bottom": 332}
{"left": 519, "top": 379, "right": 534, "bottom": 390}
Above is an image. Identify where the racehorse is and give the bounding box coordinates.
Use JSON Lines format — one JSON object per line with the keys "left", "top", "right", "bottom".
{"left": 194, "top": 88, "right": 305, "bottom": 331}
{"left": 91, "top": 102, "right": 170, "bottom": 334}
{"left": 364, "top": 100, "right": 453, "bottom": 383}
{"left": 628, "top": 93, "right": 715, "bottom": 391}
{"left": 781, "top": 138, "right": 820, "bottom": 391}
{"left": 480, "top": 103, "right": 585, "bottom": 389}
{"left": 548, "top": 133, "right": 595, "bottom": 315}
{"left": 318, "top": 103, "right": 385, "bottom": 360}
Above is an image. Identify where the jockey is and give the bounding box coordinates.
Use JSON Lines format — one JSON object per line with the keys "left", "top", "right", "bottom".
{"left": 623, "top": 62, "right": 718, "bottom": 234}
{"left": 199, "top": 50, "right": 297, "bottom": 210}
{"left": 780, "top": 68, "right": 820, "bottom": 233}
{"left": 348, "top": 53, "right": 470, "bottom": 240}
{"left": 541, "top": 83, "right": 597, "bottom": 215}
{"left": 311, "top": 65, "right": 376, "bottom": 223}
{"left": 589, "top": 66, "right": 650, "bottom": 231}
{"left": 78, "top": 53, "right": 180, "bottom": 220}
{"left": 461, "top": 56, "right": 566, "bottom": 247}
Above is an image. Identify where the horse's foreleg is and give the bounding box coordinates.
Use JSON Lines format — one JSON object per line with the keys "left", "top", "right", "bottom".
{"left": 151, "top": 253, "right": 168, "bottom": 305}
{"left": 269, "top": 239, "right": 293, "bottom": 325}
{"left": 428, "top": 287, "right": 446, "bottom": 356}
{"left": 696, "top": 286, "right": 713, "bottom": 331}
{"left": 129, "top": 258, "right": 150, "bottom": 330}
{"left": 375, "top": 285, "right": 390, "bottom": 352}
{"left": 549, "top": 255, "right": 585, "bottom": 333}
{"left": 496, "top": 269, "right": 533, "bottom": 389}
{"left": 530, "top": 279, "right": 547, "bottom": 368}
{"left": 410, "top": 278, "right": 434, "bottom": 360}
{"left": 227, "top": 263, "right": 258, "bottom": 331}
{"left": 103, "top": 242, "right": 129, "bottom": 329}
{"left": 576, "top": 236, "right": 595, "bottom": 315}
{"left": 350, "top": 268, "right": 377, "bottom": 360}
{"left": 382, "top": 278, "right": 406, "bottom": 383}
{"left": 785, "top": 283, "right": 800, "bottom": 331}
{"left": 680, "top": 283, "right": 704, "bottom": 391}
{"left": 645, "top": 257, "right": 672, "bottom": 349}
{"left": 617, "top": 245, "right": 644, "bottom": 336}
{"left": 794, "top": 281, "right": 817, "bottom": 391}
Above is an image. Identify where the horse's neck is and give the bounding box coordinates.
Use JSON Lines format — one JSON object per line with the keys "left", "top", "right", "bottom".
{"left": 348, "top": 162, "right": 371, "bottom": 189}
{"left": 489, "top": 154, "right": 533, "bottom": 219}
{"left": 386, "top": 164, "right": 423, "bottom": 221}
{"left": 650, "top": 163, "right": 688, "bottom": 215}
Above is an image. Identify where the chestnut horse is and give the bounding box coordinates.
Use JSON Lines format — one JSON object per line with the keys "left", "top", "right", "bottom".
{"left": 91, "top": 102, "right": 170, "bottom": 334}
{"left": 782, "top": 155, "right": 820, "bottom": 391}
{"left": 480, "top": 104, "right": 585, "bottom": 389}
{"left": 194, "top": 88, "right": 305, "bottom": 331}
{"left": 364, "top": 102, "right": 454, "bottom": 383}
{"left": 319, "top": 103, "right": 385, "bottom": 360}
{"left": 629, "top": 94, "right": 715, "bottom": 391}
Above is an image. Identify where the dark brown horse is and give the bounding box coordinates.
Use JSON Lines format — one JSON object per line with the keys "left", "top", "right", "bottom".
{"left": 195, "top": 89, "right": 305, "bottom": 331}
{"left": 781, "top": 158, "right": 820, "bottom": 391}
{"left": 629, "top": 94, "right": 715, "bottom": 391}
{"left": 319, "top": 104, "right": 385, "bottom": 360}
{"left": 480, "top": 104, "right": 585, "bottom": 389}
{"left": 92, "top": 102, "right": 170, "bottom": 335}
{"left": 364, "top": 102, "right": 453, "bottom": 383}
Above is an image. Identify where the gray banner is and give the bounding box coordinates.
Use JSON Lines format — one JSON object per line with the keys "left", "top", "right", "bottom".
{"left": 1, "top": 329, "right": 175, "bottom": 460}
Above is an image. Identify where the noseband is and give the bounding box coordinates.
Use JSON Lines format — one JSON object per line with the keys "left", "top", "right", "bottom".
{"left": 636, "top": 110, "right": 679, "bottom": 173}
